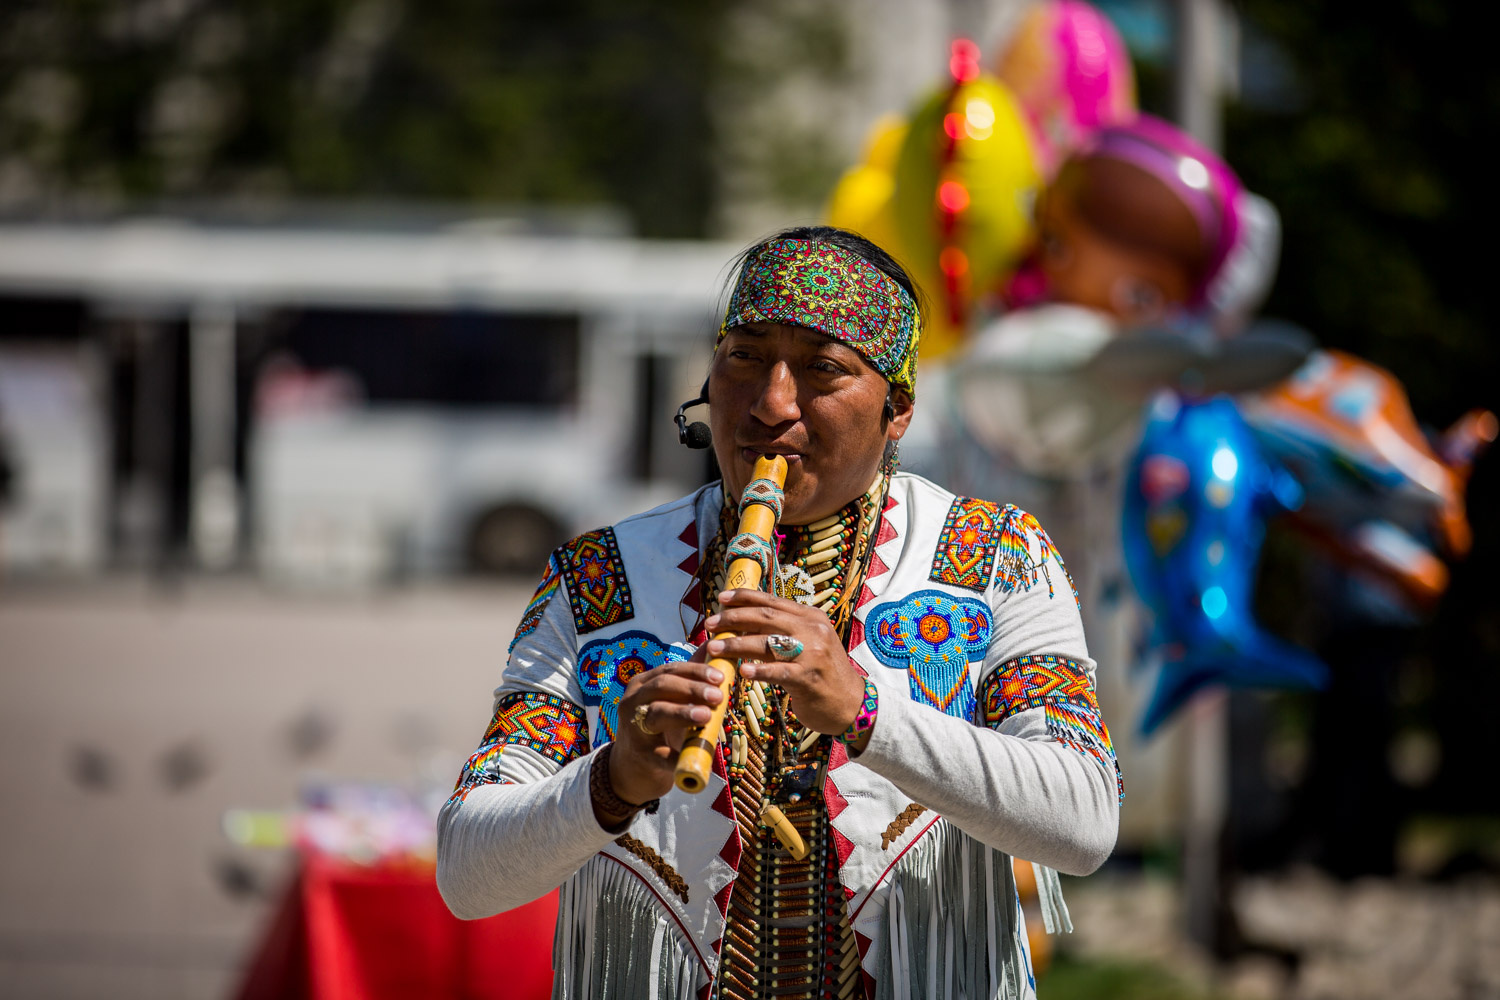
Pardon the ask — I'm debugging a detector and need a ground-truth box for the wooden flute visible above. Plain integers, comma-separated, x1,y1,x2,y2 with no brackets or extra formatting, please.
674,454,789,794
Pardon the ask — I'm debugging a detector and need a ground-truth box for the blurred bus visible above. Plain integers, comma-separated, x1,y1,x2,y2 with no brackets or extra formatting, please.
0,212,737,584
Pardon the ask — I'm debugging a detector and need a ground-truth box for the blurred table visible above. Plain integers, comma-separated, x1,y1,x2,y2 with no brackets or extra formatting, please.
235,854,557,1000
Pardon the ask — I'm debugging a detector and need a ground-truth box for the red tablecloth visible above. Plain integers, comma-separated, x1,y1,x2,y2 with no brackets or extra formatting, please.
236,855,557,1000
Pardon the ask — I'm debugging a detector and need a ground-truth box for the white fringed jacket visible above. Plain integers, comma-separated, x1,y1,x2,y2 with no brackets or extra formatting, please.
437,472,1121,1000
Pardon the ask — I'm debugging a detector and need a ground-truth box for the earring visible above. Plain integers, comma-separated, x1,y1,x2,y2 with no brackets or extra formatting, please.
880,440,901,474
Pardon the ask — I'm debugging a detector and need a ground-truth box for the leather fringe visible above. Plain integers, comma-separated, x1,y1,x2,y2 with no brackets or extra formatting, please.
872,820,1039,1000
553,855,701,1000
1029,861,1073,935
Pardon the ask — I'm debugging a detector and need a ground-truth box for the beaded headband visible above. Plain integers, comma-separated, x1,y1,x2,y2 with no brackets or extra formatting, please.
719,238,922,399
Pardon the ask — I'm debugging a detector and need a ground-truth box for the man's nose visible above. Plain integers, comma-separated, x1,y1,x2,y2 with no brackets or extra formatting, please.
750,362,800,425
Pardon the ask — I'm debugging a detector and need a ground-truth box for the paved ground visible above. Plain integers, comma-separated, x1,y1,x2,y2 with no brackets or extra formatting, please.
5,581,1498,1000
0,579,531,999
1062,868,1500,1000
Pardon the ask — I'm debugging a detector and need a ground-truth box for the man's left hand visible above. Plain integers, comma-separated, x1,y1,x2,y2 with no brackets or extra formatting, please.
703,589,865,735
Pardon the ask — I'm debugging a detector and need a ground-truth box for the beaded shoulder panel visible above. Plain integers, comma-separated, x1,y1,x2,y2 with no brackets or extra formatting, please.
929,497,1078,603
929,496,1003,591
556,527,635,635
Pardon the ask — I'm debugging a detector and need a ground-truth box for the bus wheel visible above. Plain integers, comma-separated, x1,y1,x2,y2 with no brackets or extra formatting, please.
466,504,563,576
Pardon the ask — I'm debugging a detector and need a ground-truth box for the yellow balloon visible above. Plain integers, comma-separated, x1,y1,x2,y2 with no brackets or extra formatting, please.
892,74,1041,350
826,116,909,263
861,114,908,173
915,284,968,359
826,164,903,257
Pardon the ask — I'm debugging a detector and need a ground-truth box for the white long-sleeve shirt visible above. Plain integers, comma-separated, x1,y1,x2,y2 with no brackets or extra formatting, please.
438,473,1120,999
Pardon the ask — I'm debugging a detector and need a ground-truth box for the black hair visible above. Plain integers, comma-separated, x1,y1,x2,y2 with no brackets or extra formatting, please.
727,224,926,325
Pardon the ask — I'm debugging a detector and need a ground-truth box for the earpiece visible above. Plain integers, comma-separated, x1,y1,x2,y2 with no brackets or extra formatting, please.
675,380,712,449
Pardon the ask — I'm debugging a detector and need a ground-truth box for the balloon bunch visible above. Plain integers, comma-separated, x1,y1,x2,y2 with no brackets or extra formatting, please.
830,1,1494,734
827,4,1135,358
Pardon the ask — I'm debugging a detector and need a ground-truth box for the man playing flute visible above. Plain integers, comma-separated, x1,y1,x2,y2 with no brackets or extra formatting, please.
438,226,1120,1000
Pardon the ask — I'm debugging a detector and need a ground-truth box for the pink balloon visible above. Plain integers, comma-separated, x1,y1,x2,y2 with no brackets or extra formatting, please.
995,1,1137,168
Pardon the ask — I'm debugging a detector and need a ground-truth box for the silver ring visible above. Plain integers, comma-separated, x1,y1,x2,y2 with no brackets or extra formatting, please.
766,634,804,661
632,704,658,736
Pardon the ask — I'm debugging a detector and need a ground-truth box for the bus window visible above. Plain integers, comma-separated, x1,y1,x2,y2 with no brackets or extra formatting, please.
274,307,580,409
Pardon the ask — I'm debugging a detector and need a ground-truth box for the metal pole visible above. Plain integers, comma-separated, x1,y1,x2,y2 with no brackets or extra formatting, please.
189,302,240,570
1172,0,1224,152
1171,0,1234,957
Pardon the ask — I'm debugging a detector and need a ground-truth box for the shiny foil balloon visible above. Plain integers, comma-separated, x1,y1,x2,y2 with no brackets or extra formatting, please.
1123,393,1326,734
1239,349,1497,613
993,0,1137,171
893,70,1041,357
1031,115,1245,327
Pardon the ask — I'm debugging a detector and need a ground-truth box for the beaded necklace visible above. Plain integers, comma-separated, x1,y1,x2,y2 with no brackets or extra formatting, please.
699,473,888,1000
701,473,885,764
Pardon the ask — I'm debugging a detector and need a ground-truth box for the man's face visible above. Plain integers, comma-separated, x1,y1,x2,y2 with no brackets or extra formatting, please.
709,322,912,525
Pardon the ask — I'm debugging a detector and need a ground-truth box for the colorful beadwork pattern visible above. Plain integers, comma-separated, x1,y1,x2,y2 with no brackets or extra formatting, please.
509,554,562,653
930,497,1003,591
978,654,1122,804
979,653,1100,725
864,590,991,719
577,630,691,744
450,691,589,804
993,504,1075,603
719,239,922,399
1047,702,1124,805
738,475,785,521
838,675,880,747
1046,701,1112,754
726,531,775,586
557,528,634,635
929,498,1079,605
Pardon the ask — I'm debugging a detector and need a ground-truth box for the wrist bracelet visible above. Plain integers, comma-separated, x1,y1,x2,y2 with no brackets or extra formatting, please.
591,743,660,817
838,675,879,748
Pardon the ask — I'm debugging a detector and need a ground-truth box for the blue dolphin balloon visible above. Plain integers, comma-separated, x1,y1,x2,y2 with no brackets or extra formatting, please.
1123,393,1327,734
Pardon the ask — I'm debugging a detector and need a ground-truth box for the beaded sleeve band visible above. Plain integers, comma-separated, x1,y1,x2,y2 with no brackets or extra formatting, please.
719,239,922,399
590,743,659,820
838,675,880,748
726,531,776,587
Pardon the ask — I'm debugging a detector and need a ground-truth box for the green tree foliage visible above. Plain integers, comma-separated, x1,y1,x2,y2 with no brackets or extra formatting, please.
1226,0,1497,423
0,0,727,236
1228,0,1500,823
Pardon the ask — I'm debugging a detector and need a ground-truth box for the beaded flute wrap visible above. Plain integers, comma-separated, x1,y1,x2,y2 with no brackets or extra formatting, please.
677,456,789,794
703,474,889,1000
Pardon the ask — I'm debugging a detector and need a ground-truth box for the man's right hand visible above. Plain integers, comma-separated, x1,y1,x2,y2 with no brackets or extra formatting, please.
604,652,726,810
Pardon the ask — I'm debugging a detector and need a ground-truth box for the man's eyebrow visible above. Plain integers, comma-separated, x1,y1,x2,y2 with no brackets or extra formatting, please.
725,324,862,361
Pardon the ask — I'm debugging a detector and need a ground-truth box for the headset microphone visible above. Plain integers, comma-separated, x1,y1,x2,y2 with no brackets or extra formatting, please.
675,381,713,449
